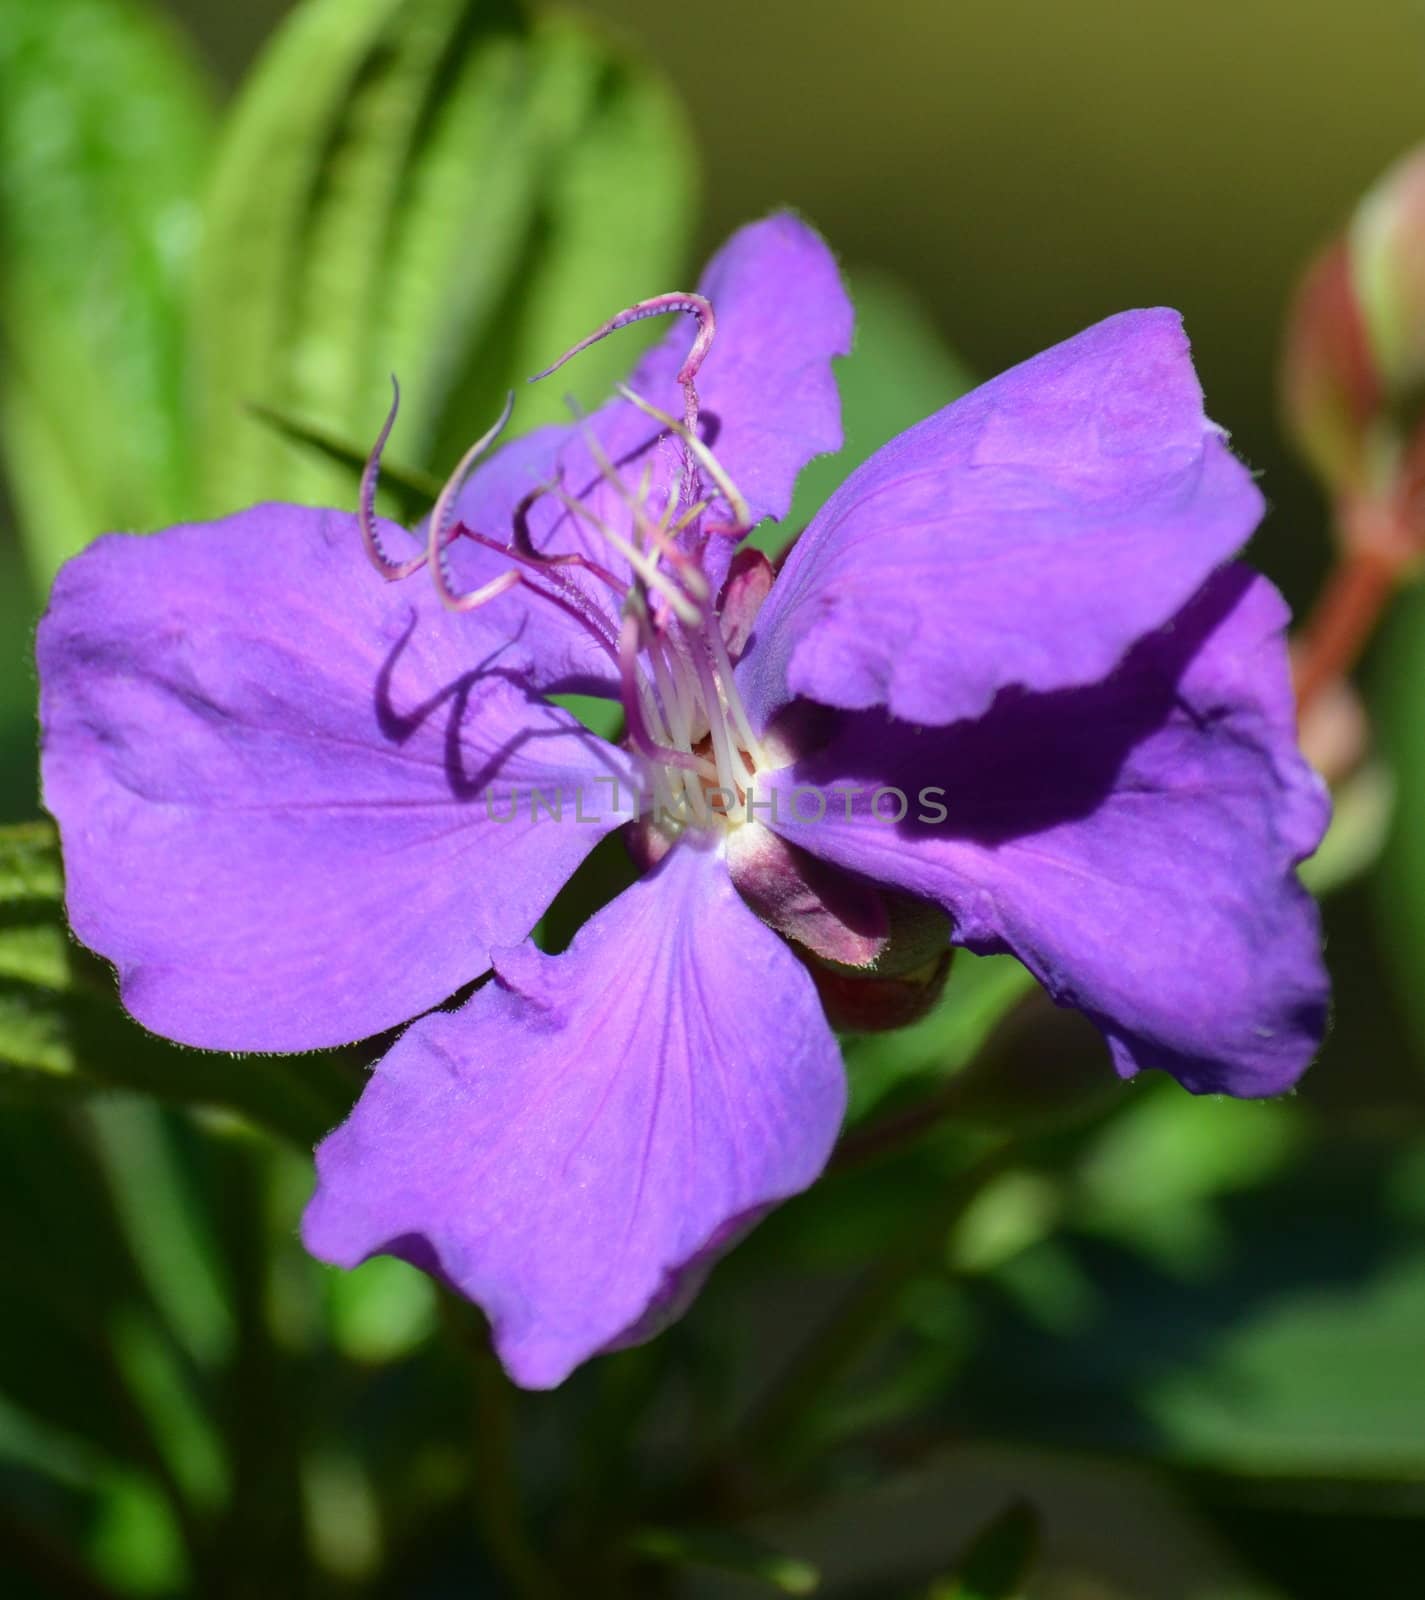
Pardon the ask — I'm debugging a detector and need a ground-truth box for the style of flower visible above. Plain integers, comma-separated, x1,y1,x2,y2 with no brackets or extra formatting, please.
37,215,1329,1388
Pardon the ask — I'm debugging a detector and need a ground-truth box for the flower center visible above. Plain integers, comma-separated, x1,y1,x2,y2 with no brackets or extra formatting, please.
535,380,769,839
620,596,767,839
357,291,770,840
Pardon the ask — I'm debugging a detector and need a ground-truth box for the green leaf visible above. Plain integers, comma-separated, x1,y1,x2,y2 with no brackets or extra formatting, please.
246,397,444,520
0,821,354,1144
929,1500,1039,1600
1299,759,1393,897
954,1118,1425,1482
0,0,215,582
86,1098,237,1370
192,0,695,517
629,1526,819,1595
327,1256,438,1364
1372,581,1425,1059
842,952,1035,1125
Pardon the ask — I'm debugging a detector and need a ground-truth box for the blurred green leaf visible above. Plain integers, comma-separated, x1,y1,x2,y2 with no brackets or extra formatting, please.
0,0,215,582
928,1499,1039,1600
1300,760,1393,898
327,1256,438,1364
247,396,444,520
0,1106,196,1504
1372,581,1425,1061
629,1526,819,1595
111,1306,228,1514
0,819,61,900
87,1469,189,1596
0,535,38,825
953,1122,1425,1482
843,951,1034,1124
193,0,695,516
0,821,354,1143
87,1099,236,1370
1072,1085,1307,1273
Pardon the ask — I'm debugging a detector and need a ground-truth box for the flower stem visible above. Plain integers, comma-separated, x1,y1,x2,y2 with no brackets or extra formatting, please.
1293,495,1414,716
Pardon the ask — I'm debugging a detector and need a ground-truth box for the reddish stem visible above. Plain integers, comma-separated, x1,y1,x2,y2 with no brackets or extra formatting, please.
1292,495,1414,717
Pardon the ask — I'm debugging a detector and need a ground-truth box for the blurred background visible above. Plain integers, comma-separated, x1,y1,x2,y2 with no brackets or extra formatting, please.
2,1,1425,1596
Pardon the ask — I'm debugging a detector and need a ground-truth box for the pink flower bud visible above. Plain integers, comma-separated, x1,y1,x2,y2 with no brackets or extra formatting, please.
1352,148,1425,397
1283,146,1425,537
1281,239,1381,497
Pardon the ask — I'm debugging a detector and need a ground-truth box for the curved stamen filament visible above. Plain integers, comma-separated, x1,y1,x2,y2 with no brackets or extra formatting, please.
360,378,429,580
427,392,517,608
357,326,769,837
428,545,621,664
417,397,623,662
511,481,624,593
531,293,716,513
581,428,710,604
615,384,752,538
438,567,526,614
529,291,714,435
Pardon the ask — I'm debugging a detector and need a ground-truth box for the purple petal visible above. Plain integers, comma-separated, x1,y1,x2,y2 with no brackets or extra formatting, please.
622,211,852,527
302,840,846,1388
446,212,851,631
759,568,1329,1096
38,506,636,1052
438,426,624,698
739,309,1266,729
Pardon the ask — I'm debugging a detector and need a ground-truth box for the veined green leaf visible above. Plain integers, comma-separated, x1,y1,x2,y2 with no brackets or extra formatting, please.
0,0,215,582
193,0,695,516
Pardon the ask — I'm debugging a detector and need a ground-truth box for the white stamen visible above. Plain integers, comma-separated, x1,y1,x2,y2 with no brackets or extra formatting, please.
554,488,703,626
707,620,769,771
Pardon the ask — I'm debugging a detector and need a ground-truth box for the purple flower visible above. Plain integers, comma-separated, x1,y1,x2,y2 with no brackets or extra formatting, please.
37,215,1328,1388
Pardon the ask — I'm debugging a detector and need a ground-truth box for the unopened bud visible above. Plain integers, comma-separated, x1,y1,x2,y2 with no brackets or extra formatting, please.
1351,149,1425,399
726,824,889,966
810,946,953,1034
725,824,953,1032
718,546,775,660
1281,239,1382,498
804,891,953,1034
1283,146,1425,550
